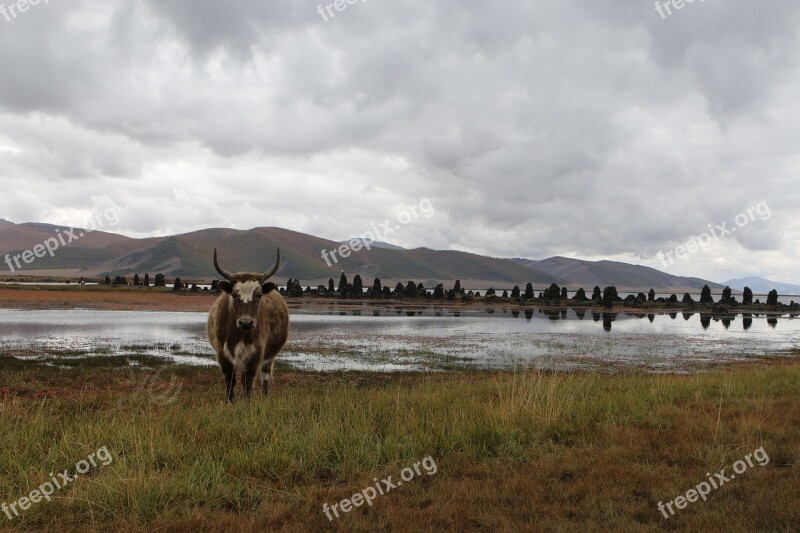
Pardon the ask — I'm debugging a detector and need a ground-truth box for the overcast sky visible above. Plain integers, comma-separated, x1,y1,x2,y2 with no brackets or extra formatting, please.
1,0,798,283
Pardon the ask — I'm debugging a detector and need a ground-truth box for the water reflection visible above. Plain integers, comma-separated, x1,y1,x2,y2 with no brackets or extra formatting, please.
1,309,798,373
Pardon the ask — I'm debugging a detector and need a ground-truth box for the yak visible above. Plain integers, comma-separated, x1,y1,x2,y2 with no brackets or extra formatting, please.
207,248,289,401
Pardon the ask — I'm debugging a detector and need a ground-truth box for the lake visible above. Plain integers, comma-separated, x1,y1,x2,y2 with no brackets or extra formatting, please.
0,307,797,373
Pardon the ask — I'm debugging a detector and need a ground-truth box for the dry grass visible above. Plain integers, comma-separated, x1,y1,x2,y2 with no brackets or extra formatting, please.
0,361,798,531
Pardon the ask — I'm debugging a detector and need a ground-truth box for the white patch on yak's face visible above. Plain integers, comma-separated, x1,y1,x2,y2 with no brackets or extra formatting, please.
233,281,261,303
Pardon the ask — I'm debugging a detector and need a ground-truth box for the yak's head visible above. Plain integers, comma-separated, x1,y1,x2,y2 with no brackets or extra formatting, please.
213,248,280,332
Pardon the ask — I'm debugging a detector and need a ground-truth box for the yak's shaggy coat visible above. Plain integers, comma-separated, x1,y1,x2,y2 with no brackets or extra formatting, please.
207,249,289,401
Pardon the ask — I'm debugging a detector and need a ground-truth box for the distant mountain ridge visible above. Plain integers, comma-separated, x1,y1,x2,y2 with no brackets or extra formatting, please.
0,220,771,292
723,276,800,295
340,239,406,251
514,256,725,292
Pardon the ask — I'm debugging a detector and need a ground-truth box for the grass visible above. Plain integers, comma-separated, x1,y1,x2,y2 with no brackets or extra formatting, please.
0,362,799,531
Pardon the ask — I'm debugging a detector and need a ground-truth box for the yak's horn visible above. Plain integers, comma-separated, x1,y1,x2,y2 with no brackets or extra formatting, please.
261,248,281,282
213,248,234,281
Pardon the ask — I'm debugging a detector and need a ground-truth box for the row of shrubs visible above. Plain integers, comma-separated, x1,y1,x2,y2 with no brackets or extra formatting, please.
101,273,166,287
102,274,205,293
279,274,789,309
101,271,791,309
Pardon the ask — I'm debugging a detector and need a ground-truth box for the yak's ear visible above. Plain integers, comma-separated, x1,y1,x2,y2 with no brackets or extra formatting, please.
218,280,233,293
262,282,276,295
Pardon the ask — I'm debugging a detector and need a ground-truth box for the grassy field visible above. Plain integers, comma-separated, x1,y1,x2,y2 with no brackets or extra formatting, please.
1,361,799,532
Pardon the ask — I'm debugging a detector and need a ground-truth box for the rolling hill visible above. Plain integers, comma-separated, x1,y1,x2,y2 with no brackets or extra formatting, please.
514,256,725,292
723,276,800,295
0,220,741,291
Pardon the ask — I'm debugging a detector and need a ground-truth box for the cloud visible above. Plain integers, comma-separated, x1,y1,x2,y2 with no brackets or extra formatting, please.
0,0,798,283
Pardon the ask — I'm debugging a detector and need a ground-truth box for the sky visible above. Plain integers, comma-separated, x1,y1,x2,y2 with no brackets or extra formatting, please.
0,0,798,284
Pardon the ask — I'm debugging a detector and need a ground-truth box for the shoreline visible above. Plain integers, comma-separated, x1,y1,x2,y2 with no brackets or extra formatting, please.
0,286,797,316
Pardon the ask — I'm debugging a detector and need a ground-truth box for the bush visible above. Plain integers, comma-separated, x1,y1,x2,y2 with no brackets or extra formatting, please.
352,275,363,297
742,287,753,305
700,284,713,304
767,290,779,306
602,286,618,308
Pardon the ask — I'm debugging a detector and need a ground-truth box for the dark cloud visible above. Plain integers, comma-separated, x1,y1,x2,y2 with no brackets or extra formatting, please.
0,0,798,283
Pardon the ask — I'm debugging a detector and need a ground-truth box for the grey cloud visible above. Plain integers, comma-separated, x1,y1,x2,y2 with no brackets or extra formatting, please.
0,0,798,282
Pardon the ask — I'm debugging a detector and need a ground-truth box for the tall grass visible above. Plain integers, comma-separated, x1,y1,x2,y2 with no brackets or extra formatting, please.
0,362,798,531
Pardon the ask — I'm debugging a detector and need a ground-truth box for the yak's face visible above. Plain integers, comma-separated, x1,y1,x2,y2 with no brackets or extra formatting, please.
219,276,276,332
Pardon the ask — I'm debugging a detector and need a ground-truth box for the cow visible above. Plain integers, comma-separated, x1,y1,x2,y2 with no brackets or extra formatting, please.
207,248,289,402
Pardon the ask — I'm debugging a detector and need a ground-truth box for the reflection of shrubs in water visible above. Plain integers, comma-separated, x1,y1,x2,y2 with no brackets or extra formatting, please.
602,313,616,332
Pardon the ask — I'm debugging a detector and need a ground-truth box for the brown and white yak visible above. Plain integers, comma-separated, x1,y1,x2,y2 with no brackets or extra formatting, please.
207,248,289,401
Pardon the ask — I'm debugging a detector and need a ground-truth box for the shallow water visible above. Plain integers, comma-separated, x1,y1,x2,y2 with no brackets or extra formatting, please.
0,308,797,373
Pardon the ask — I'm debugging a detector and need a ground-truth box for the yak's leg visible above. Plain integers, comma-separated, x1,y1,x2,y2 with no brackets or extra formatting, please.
261,357,275,395
220,356,236,403
243,358,259,399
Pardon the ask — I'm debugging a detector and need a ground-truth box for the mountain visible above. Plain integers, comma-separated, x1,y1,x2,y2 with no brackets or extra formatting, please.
0,221,154,269
0,224,559,287
0,222,725,290
513,256,725,292
0,219,14,228
723,276,800,295
340,239,406,251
